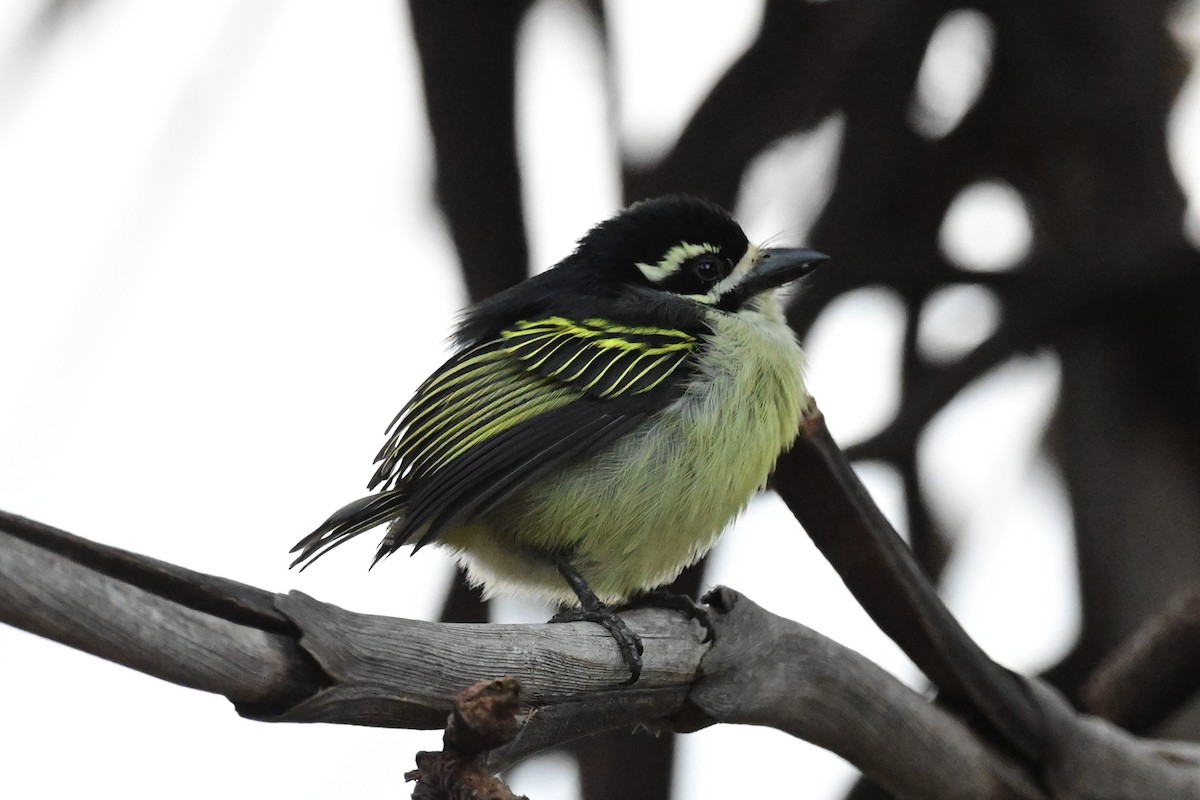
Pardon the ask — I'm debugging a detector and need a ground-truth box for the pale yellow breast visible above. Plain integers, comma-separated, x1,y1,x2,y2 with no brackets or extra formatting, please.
445,295,809,603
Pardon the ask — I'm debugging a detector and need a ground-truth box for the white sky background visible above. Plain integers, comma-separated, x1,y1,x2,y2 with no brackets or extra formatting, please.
0,2,1197,798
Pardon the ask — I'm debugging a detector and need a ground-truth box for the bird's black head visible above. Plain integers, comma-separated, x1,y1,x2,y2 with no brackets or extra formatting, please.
572,195,750,299
570,195,827,311
455,194,827,343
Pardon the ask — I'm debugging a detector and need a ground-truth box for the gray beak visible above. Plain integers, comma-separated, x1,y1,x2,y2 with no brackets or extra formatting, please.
732,247,829,302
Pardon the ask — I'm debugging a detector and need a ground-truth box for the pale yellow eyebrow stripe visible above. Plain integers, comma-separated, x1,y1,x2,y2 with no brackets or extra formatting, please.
635,242,719,283
691,244,759,305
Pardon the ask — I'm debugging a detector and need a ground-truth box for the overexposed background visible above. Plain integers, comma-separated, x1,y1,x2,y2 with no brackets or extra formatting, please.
2,1,1198,797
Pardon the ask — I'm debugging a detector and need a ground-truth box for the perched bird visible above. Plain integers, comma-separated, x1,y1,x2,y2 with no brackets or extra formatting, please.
292,194,825,681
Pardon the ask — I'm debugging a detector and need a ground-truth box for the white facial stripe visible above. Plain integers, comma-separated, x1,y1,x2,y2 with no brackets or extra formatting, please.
635,242,720,283
700,244,759,304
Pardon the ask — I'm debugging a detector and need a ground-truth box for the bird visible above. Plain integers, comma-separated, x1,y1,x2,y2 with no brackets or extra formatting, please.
291,194,826,682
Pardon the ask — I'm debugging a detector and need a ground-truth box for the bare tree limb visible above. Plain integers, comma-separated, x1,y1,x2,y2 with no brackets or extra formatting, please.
1032,679,1200,799
5,407,1200,798
0,511,323,715
690,588,1044,800
1082,587,1200,734
0,509,1045,798
270,591,701,741
0,511,702,739
773,412,1045,764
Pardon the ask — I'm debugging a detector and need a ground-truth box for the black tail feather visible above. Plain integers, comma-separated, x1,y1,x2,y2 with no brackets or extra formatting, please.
290,489,408,570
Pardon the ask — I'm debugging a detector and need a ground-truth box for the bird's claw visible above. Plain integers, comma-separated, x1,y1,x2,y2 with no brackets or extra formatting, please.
549,605,644,685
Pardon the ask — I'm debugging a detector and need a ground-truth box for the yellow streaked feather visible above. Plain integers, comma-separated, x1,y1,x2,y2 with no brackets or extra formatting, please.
523,333,577,369
423,375,552,454
379,314,700,487
399,367,498,436
400,371,533,462
599,351,648,398
579,350,625,392
427,386,575,473
418,345,506,396
581,320,694,339
560,346,610,383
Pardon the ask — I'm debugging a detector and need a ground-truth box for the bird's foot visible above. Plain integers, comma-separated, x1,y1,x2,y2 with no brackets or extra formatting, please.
549,604,643,686
617,590,715,643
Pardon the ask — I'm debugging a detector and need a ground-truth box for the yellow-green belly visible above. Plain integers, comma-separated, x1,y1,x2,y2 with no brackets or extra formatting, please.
440,298,808,604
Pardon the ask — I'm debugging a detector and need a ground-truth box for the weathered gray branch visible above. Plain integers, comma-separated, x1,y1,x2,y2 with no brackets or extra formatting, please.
686,589,1044,800
3,509,1199,798
270,592,703,739
0,518,323,713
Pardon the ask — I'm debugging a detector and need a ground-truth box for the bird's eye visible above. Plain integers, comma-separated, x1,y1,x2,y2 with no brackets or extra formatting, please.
692,255,727,283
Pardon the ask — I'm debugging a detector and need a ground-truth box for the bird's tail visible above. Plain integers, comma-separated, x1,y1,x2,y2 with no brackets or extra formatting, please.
290,489,408,570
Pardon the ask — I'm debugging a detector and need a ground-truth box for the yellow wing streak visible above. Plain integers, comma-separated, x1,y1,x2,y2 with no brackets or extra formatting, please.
506,317,693,352
400,371,534,462
503,332,556,354
598,351,648,397
627,353,671,391
504,316,696,386
505,331,570,364
378,316,700,484
652,353,690,392
400,367,500,435
556,346,607,383
525,333,577,370
600,351,661,397
415,344,506,398
581,319,694,337
412,377,559,465
579,350,628,393
590,335,663,352
425,388,575,475
509,316,694,341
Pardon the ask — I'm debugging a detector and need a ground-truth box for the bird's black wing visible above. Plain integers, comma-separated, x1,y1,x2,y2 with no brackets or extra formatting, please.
370,315,705,556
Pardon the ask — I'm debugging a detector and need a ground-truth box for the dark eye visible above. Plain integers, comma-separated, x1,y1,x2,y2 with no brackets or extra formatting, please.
692,255,727,283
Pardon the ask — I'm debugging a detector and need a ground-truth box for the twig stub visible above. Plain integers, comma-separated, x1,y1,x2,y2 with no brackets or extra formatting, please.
406,677,529,800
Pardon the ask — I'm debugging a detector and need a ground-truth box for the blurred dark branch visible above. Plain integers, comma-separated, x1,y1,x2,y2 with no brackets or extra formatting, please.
775,411,1044,764
846,250,1200,463
625,0,832,205
843,284,1046,463
407,0,534,302
898,454,951,581
407,0,541,631
623,0,939,208
26,0,96,42
1083,587,1200,735
438,572,490,624
890,273,953,580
